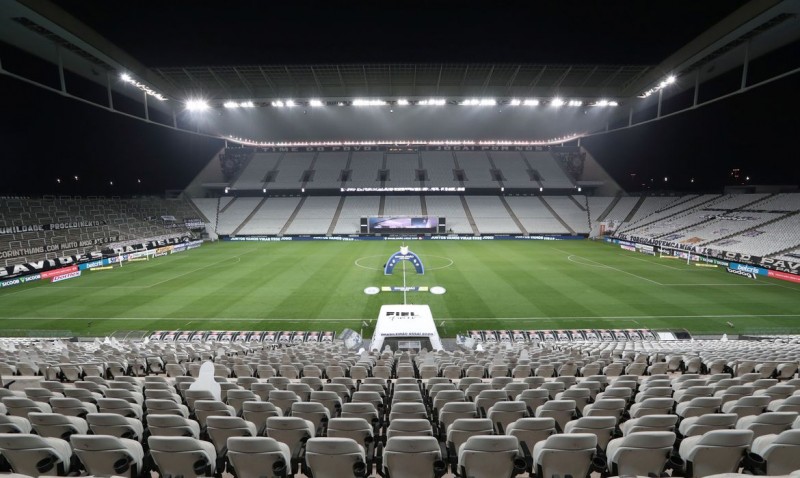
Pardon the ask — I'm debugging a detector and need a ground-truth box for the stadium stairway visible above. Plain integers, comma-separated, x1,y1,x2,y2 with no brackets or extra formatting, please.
459,195,480,235
326,197,347,236
420,195,428,215
621,196,647,224
278,197,308,236
231,197,268,236
499,196,528,235
538,196,575,235
517,151,544,189
595,194,623,222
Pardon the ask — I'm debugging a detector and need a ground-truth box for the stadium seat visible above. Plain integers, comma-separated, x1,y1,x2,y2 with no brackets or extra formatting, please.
532,433,598,478
678,413,738,438
382,436,445,478
226,436,292,478
564,416,617,451
27,412,88,440
70,434,144,478
0,433,74,476
750,429,800,475
457,435,524,478
86,413,144,442
606,431,676,476
148,436,218,478
678,429,754,477
146,414,201,438
736,411,798,439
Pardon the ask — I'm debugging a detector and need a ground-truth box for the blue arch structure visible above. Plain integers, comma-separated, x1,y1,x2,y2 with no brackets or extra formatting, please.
384,250,424,275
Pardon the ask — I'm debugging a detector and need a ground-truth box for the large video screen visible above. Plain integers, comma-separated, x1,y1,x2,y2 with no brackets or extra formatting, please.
368,216,437,233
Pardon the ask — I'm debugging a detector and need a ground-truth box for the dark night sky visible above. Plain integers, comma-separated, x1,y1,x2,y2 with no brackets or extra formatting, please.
1,0,798,195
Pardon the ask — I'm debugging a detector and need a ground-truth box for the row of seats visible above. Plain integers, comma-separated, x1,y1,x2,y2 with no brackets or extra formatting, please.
3,363,800,476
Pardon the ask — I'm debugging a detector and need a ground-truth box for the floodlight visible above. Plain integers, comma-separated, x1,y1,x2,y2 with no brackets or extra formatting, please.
479,99,496,106
120,73,132,82
539,187,543,192
56,178,61,184
551,98,564,107
509,99,521,106
500,187,505,192
664,177,668,182
223,101,239,108
353,99,386,106
397,99,409,106
666,75,676,84
577,187,582,192
224,187,230,194
419,98,445,106
109,181,114,186
185,99,210,111
262,188,267,193
568,100,583,107
272,101,285,107
310,99,323,107
596,99,609,107
286,99,296,107
608,101,618,106
240,101,255,108
523,99,539,106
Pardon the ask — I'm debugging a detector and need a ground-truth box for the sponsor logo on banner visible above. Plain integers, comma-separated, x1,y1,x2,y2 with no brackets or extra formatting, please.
767,270,800,283
730,262,768,276
620,244,636,252
0,252,103,279
41,265,79,280
726,267,756,280
52,270,81,283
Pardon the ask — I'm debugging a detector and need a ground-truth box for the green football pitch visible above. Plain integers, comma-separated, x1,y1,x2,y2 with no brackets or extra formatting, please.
1,240,799,337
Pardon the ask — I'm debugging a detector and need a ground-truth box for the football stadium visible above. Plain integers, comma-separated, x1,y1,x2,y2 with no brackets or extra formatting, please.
0,1,800,476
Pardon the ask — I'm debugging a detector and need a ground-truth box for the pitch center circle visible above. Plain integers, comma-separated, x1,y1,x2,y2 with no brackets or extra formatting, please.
353,254,454,271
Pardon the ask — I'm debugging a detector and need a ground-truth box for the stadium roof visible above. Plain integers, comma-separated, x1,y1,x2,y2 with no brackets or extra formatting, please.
1,0,798,108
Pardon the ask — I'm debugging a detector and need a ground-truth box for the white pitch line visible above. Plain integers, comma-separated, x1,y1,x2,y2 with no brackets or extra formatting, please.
555,248,663,285
3,313,800,322
145,252,249,288
619,253,694,271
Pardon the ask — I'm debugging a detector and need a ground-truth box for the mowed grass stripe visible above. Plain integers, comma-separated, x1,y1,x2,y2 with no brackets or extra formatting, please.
1,240,799,336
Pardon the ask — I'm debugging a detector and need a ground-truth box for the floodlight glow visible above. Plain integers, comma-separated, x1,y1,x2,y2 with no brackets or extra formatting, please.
397,99,409,106
353,99,386,106
480,98,496,106
596,100,609,107
551,98,565,107
240,101,255,108
608,101,618,106
223,101,239,108
119,72,167,101
272,101,285,107
639,74,678,98
509,99,521,106
568,100,583,107
185,99,210,111
309,99,323,107
286,100,296,107
523,99,539,106
419,98,446,106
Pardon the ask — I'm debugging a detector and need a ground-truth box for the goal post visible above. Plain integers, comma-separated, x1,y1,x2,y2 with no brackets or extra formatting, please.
658,245,695,265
